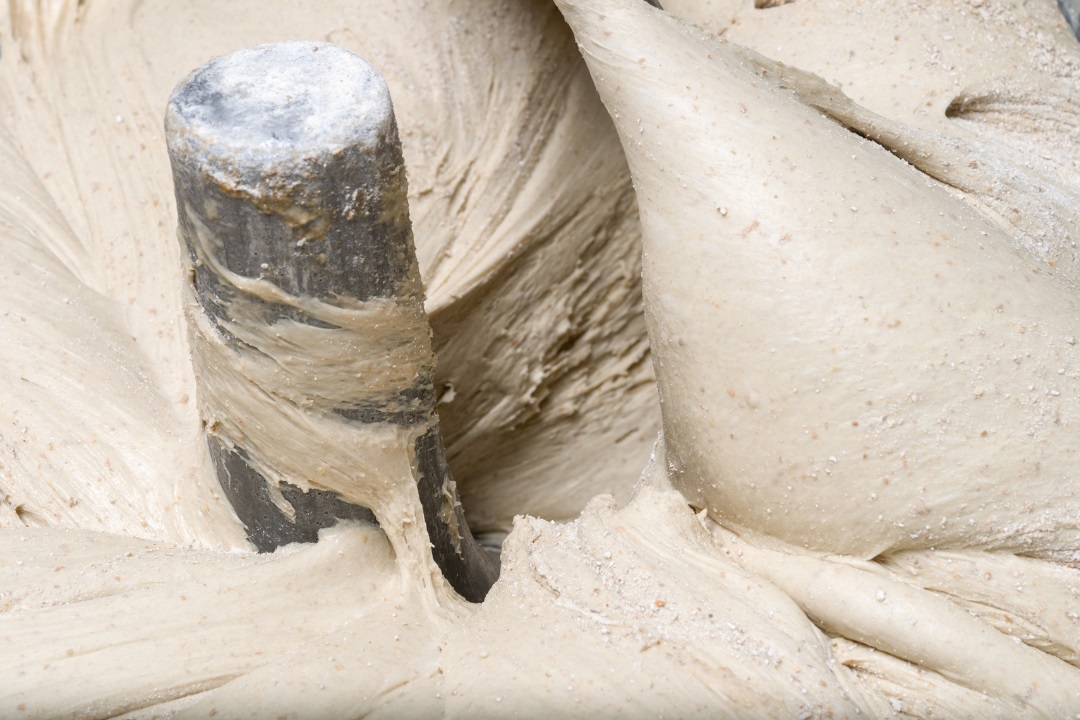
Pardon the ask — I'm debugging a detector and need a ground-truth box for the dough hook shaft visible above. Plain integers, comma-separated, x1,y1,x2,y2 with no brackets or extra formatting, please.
165,41,498,602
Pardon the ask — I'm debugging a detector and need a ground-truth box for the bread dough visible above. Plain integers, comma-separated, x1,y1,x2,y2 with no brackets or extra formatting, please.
555,0,1080,712
664,0,1080,281
560,0,1080,559
0,0,660,542
3,0,1080,715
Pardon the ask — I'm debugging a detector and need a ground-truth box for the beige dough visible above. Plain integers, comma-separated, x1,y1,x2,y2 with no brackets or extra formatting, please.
555,0,1080,712
663,0,1080,281
3,0,1080,716
0,0,660,542
561,0,1080,558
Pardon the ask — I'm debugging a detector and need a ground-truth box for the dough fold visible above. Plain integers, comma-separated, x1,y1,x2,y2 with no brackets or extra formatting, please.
555,0,1080,560
554,0,1080,712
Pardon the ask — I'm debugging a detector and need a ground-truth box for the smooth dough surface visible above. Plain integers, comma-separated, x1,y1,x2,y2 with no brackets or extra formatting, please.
556,0,1080,713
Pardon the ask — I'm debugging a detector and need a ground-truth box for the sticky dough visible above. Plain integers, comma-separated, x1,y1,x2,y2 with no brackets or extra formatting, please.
3,0,1080,716
182,232,461,603
0,0,660,541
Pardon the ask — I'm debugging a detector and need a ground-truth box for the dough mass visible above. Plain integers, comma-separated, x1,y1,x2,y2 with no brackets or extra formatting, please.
2,0,1079,717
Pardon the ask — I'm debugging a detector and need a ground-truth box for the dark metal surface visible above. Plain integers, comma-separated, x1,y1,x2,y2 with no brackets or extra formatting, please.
212,439,377,552
1060,0,1080,40
414,426,502,602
